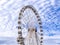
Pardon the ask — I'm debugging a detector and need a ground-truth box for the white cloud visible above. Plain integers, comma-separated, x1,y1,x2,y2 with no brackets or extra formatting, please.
0,0,7,6
51,0,55,5
0,30,18,37
43,35,60,39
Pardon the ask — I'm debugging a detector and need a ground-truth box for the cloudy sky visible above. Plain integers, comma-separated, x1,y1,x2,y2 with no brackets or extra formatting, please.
0,0,60,45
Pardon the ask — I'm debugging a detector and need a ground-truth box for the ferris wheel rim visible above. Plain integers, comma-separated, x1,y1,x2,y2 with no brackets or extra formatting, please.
17,5,43,45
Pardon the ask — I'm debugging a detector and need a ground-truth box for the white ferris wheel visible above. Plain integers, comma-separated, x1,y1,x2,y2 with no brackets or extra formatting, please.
17,5,43,45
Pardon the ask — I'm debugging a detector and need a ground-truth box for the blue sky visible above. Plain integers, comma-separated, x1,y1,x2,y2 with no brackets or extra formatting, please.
0,0,60,45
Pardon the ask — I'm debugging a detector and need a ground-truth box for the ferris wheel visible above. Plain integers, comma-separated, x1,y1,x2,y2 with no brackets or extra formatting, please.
17,5,43,45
